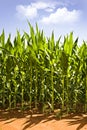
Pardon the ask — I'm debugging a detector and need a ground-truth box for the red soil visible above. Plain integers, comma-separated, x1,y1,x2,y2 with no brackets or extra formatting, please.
0,109,87,130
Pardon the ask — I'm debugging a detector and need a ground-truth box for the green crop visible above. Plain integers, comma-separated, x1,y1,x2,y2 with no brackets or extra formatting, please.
0,22,87,114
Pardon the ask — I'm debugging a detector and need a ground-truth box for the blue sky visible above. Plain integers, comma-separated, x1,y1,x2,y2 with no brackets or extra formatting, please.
0,0,87,44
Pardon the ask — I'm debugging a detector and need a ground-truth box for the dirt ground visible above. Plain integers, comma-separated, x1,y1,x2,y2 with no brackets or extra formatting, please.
0,109,87,130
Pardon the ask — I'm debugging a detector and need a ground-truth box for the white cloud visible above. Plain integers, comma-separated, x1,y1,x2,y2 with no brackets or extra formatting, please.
40,7,81,24
16,5,37,19
31,1,55,10
45,8,54,12
16,1,56,19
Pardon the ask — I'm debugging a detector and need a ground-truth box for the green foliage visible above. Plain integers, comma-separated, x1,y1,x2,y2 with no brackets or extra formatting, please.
0,23,87,114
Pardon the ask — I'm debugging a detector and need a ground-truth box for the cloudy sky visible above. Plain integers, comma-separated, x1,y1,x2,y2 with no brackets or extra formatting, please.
0,0,87,44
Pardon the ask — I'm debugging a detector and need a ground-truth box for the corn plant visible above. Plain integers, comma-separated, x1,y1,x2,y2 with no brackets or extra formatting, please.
0,22,87,114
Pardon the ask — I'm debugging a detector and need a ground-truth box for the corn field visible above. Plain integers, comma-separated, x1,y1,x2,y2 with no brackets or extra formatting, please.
0,23,87,114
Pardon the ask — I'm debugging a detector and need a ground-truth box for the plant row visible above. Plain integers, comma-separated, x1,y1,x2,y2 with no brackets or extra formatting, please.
0,23,87,113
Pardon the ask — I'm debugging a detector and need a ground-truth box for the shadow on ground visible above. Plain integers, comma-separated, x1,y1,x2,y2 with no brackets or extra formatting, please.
0,109,29,121
0,109,87,130
0,109,58,130
22,114,57,130
66,113,87,130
